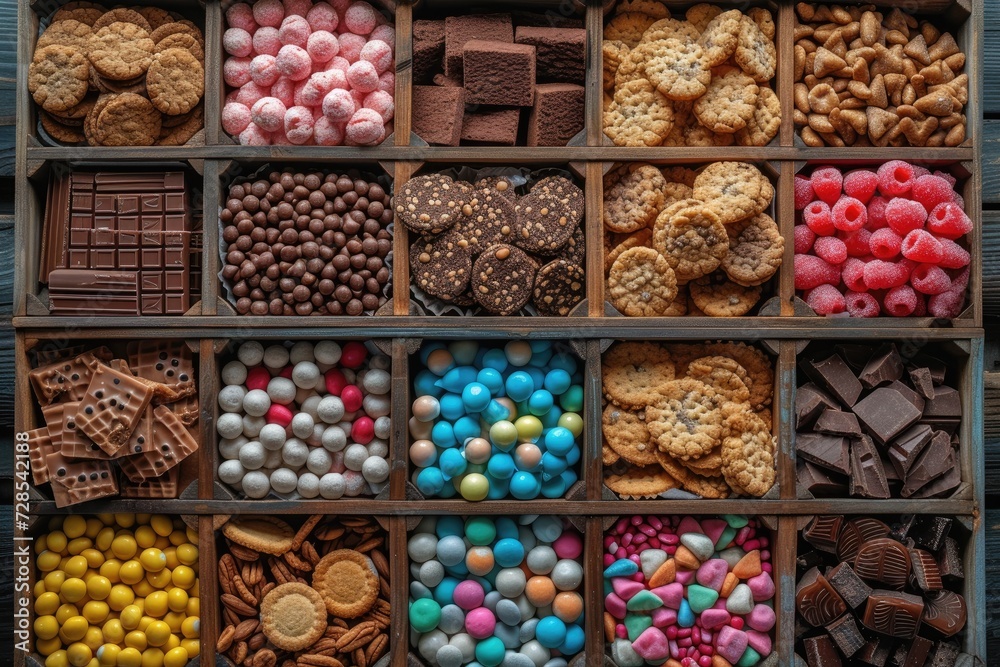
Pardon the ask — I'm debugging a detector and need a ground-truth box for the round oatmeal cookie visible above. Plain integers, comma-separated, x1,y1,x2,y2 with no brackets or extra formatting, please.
662,181,694,208
471,244,538,316
660,166,698,187
655,448,731,498
156,103,204,146
652,198,729,283
155,32,205,61
608,247,678,317
95,92,161,146
150,21,204,48
91,67,147,95
605,11,659,49
136,6,175,31
37,19,94,53
605,465,679,499
685,3,724,32
721,410,775,497
702,342,773,408
88,22,154,81
641,38,712,101
661,286,689,316
92,8,151,32
28,46,90,113
641,18,701,44
689,270,762,316
47,94,96,123
747,7,776,40
40,111,86,143
146,47,204,115
605,228,652,274
683,446,723,474
512,176,583,255
603,163,667,233
223,516,295,555
603,441,621,466
646,378,725,460
616,0,672,19
612,43,652,89
313,549,380,618
532,259,584,317
602,341,675,408
395,174,468,235
52,6,105,26
602,404,658,466
685,355,752,403
735,86,781,147
603,40,630,92
692,161,774,224
83,93,117,145
683,123,736,147
409,233,472,301
721,212,783,286
260,583,328,652
694,66,759,134
604,79,675,147
734,15,777,82
556,225,587,267
696,9,742,66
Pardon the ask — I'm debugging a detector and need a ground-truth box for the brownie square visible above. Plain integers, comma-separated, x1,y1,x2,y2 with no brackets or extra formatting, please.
463,40,535,107
444,13,513,78
412,85,466,146
527,83,585,146
413,20,445,84
461,108,521,145
515,26,587,83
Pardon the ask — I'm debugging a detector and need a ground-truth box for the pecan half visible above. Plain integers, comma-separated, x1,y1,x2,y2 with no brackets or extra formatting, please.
217,624,236,652
222,593,258,616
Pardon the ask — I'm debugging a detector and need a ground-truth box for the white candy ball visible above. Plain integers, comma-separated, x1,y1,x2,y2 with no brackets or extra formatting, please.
295,387,318,406
318,472,346,499
242,415,266,438
291,412,315,439
419,560,445,588
300,395,323,419
270,468,299,494
307,424,325,447
218,459,246,484
374,416,391,440
314,341,342,365
218,385,246,413
263,344,290,369
221,360,248,386
289,341,315,364
307,447,333,475
321,426,347,452
263,448,283,469
367,438,388,458
362,456,389,483
317,396,345,423
243,389,271,417
344,470,367,496
298,472,320,498
362,394,391,418
282,438,310,467
259,423,287,451
267,377,297,405
363,368,391,395
238,441,267,470
241,470,271,498
216,413,244,439
237,341,264,366
218,436,247,460
343,443,369,471
418,630,448,663
292,361,321,389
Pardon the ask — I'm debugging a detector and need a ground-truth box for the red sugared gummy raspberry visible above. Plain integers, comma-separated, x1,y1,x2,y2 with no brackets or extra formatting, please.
864,259,910,290
950,266,970,292
845,290,880,317
884,285,918,317
806,284,846,315
885,198,927,236
795,254,842,290
869,228,902,259
901,229,943,263
913,292,927,316
795,175,815,210
810,167,844,205
832,196,867,231
936,237,971,269
933,170,957,187
877,160,915,197
866,196,890,231
814,236,848,264
843,169,878,204
841,258,868,292
911,165,931,179
926,202,972,240
803,201,835,236
839,228,872,257
928,287,966,319
912,175,955,213
794,224,816,254
910,263,952,295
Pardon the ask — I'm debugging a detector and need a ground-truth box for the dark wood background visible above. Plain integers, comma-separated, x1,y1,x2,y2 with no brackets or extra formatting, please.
1,0,997,656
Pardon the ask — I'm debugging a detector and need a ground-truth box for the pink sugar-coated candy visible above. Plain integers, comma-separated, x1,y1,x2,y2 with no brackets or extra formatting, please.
350,87,366,108
699,609,731,630
696,559,729,592
746,572,774,601
329,451,346,474
651,583,684,609
746,604,776,632
714,626,748,665
911,164,931,178
224,57,253,87
936,237,971,269
810,166,843,205
813,236,848,265
612,578,645,601
885,198,927,236
633,627,671,662
866,195,890,231
912,174,955,212
603,553,616,567
222,102,253,135
279,15,312,48
285,0,314,18
613,518,629,534
843,169,878,204
677,517,703,536
245,366,271,390
839,228,872,257
832,196,867,231
271,77,296,107
266,403,293,426
746,630,771,656
878,160,915,197
806,284,846,315
235,81,269,107
453,580,485,610
224,28,255,57
299,70,346,106
377,70,394,94
344,1,378,35
633,533,648,545
701,519,727,546
927,202,972,240
347,60,380,93
913,291,928,316
323,88,356,121
360,39,393,73
605,592,627,619
252,0,284,28
251,97,287,133
553,532,583,559
638,523,656,537
884,284,918,317
226,3,258,33
371,23,395,50
338,32,367,62
307,2,340,32
846,290,880,318
803,201,835,236
271,128,293,145
794,224,816,254
225,89,240,105
345,107,385,146
615,547,627,560
674,570,695,585
616,624,628,639
794,254,841,290
621,532,633,547
660,533,679,545
761,562,772,573
842,257,867,292
307,31,340,63
651,607,678,628
465,607,496,640
794,174,815,210
864,259,909,290
934,169,958,187
325,55,351,75
313,116,345,145
250,54,281,87
869,227,902,259
253,26,283,56
902,229,944,263
678,637,693,648
284,105,315,144
276,44,313,81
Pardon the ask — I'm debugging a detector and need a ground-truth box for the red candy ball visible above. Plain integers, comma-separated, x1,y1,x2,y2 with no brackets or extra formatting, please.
266,403,293,426
351,416,375,444
340,342,368,368
325,368,348,395
341,384,364,412
246,366,271,391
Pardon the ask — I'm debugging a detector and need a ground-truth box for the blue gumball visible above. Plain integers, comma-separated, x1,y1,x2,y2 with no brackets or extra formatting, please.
431,420,457,448
453,416,481,444
494,517,518,540
559,624,585,654
524,367,546,393
485,475,510,500
509,471,541,499
527,389,554,416
476,367,505,395
535,617,567,649
505,371,534,402
529,340,552,353
540,452,567,480
414,369,444,398
540,474,567,498
540,405,563,431
487,453,516,480
438,366,478,393
543,369,572,395
416,467,444,496
462,382,492,412
439,448,467,478
483,399,511,425
564,443,581,467
439,393,466,421
482,348,508,372
544,427,575,456
493,538,526,567
433,577,460,606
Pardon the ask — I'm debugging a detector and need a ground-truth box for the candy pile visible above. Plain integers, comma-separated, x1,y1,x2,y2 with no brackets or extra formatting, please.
32,514,200,667
222,0,394,146
604,515,775,667
603,4,780,147
408,515,585,666
604,163,781,317
794,161,971,318
410,340,583,501
797,515,969,665
603,341,775,500
217,340,391,499
218,515,389,667
794,4,968,147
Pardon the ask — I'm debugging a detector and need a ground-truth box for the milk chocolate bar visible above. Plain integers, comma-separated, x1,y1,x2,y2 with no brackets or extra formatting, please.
45,451,119,507
118,406,198,482
27,427,55,485
121,465,179,499
127,341,197,404
75,364,153,454
29,348,110,405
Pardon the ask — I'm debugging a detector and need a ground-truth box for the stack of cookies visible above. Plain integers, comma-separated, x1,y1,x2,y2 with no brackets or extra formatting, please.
603,3,780,147
604,162,782,317
29,3,205,146
602,341,776,499
400,172,586,316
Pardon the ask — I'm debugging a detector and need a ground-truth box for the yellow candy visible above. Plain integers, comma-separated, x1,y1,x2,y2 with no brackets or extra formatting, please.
162,548,179,571
36,592,61,616
180,616,199,639
45,649,69,667
99,559,121,583
66,643,93,667
167,531,186,548
84,626,105,651
35,580,49,598
174,545,197,567
164,635,180,652
166,588,188,613
145,621,171,647
103,618,125,643
138,616,154,632
184,527,198,545
163,647,189,667
107,584,135,611
146,569,172,589
61,615,89,642
38,550,62,572
86,576,111,601
35,615,60,640
141,648,165,667
68,538,93,555
135,526,157,549
85,518,104,539
61,577,88,603
37,636,63,657
56,603,79,624
184,597,199,618
144,592,168,617
179,639,199,659
161,612,182,634
65,555,89,578
64,516,88,539
132,580,155,598
111,536,137,561
37,536,50,553
120,605,143,630
119,561,144,586
125,630,148,651
114,514,136,529
96,643,121,667
148,516,171,537
117,647,143,667
169,566,194,590
45,570,67,592
188,580,199,598
81,549,105,569
139,549,166,573
48,531,69,553
95,528,115,553
83,600,110,624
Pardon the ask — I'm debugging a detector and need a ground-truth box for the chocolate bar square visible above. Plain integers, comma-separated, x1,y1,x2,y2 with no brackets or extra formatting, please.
75,364,154,454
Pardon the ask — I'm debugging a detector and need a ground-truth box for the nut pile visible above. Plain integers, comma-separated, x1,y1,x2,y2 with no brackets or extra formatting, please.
29,5,205,146
221,169,392,316
603,4,780,147
794,4,968,147
218,515,390,667
604,163,781,317
602,341,776,499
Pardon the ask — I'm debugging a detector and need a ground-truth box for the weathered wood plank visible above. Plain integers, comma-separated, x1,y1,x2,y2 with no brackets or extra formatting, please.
985,212,1000,319
987,511,1000,660
985,0,1000,115
984,121,1000,205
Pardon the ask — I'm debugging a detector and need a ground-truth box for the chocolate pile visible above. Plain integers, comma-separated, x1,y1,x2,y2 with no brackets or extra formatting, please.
796,343,962,499
797,515,968,666
26,342,199,506
220,169,392,316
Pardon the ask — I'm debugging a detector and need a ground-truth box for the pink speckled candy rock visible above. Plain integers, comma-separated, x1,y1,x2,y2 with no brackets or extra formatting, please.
222,102,253,135
360,39,392,74
270,77,296,107
284,106,315,144
377,71,394,94
370,24,394,51
276,44,312,81
251,97,287,133
224,57,253,88
344,1,378,35
223,28,254,57
307,31,340,63
313,116,345,145
284,0,314,18
346,60,379,93
252,0,284,28
325,56,351,75
252,26,283,56
235,81,269,107
298,70,344,106
279,15,311,48
249,54,281,87
307,2,339,32
226,3,257,33
363,90,394,123
322,88,356,122
337,32,367,62
240,123,271,146
345,107,385,145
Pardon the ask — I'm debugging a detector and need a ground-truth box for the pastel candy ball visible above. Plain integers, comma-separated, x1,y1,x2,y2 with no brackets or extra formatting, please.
465,607,497,640
242,470,271,498
224,57,253,87
278,15,311,48
378,70,394,93
270,468,298,494
495,567,527,598
297,472,320,498
410,598,442,633
557,412,583,438
408,533,438,563
525,576,556,607
307,31,340,63
250,97,286,133
239,123,271,146
509,471,541,499
252,0,284,27
344,1,379,35
494,538,526,568
437,644,464,667
252,26,283,56
552,591,584,624
439,605,466,635
465,546,494,576
464,438,493,465
527,546,557,575
362,456,389,483
360,39,393,73
338,32,367,63
551,560,583,590
453,580,485,610
307,2,339,32
284,0,314,18
345,108,385,145
436,535,467,567
223,28,254,57
282,106,314,144
534,617,566,649
410,440,437,467
346,60,380,93
218,459,245,485
552,531,582,560
276,45,312,80
249,54,280,87
226,3,257,33
322,88,356,122
460,473,490,501
370,23,395,50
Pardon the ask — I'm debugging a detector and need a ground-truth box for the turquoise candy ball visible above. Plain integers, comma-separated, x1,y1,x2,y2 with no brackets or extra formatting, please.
544,427,576,456
482,348,508,372
493,538,525,567
483,399,511,425
439,393,466,421
559,385,584,412
494,517,519,540
487,453,516,480
541,452,568,479
535,616,567,649
462,382,492,412
439,365,478,393
465,517,496,546
433,577,460,606
509,471,541,499
432,420,457,448
560,624,586,654
475,637,506,667
454,416,481,444
416,467,444,495
548,352,578,375
486,475,510,500
543,369,572,395
540,405,563,430
477,367,505,395
436,516,464,537
540,474,568,498
409,598,442,633
439,448,467,478
528,389,554,416
505,371,534,402
414,369,445,398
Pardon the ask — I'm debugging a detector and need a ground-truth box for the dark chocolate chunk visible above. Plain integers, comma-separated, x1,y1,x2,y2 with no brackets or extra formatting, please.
911,467,961,499
901,431,954,497
805,354,863,407
797,387,830,429
797,567,848,627
837,517,891,563
911,515,953,552
909,366,936,399
888,379,926,413
936,537,964,580
797,549,826,574
910,354,947,384
908,548,944,591
861,590,924,638
922,386,962,419
815,409,862,438
852,387,922,444
797,433,851,475
463,40,536,107
836,343,875,372
887,424,933,478
826,613,866,657
888,515,917,543
803,515,844,554
921,590,967,637
826,562,873,609
850,435,890,499
896,636,934,667
858,638,894,666
412,86,466,146
797,460,847,497
859,344,904,388
803,635,843,667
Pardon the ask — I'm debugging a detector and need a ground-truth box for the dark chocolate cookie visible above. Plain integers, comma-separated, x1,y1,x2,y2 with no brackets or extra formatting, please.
555,224,587,266
474,175,519,203
532,259,585,316
471,244,538,315
395,174,470,234
513,176,584,255
450,184,518,256
410,232,472,300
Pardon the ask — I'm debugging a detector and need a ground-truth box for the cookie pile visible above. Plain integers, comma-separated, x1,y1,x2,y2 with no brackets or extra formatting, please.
604,162,781,317
602,341,775,499
218,515,389,667
795,4,968,147
604,514,776,667
794,161,970,318
29,4,205,146
222,0,394,146
603,3,779,147
400,172,585,316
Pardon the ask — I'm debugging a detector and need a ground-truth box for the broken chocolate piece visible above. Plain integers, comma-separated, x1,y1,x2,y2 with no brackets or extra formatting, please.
796,566,848,627
857,638,893,666
936,537,964,580
852,387,922,445
75,364,153,454
826,613,865,657
854,538,912,589
887,424,933,478
804,515,844,554
117,405,199,482
127,340,197,404
805,354,863,407
898,636,934,667
797,384,833,429
29,349,109,405
922,385,962,419
909,366,935,399
835,343,875,372
836,517,891,563
850,435,890,499
826,562,873,609
921,590,967,637
45,451,119,508
908,548,943,591
803,635,843,667
815,409,862,438
901,431,954,497
929,642,960,667
910,354,947,384
888,380,926,413
861,590,924,638
859,344,903,388
797,433,851,475
27,427,56,485
798,460,847,497
911,516,953,551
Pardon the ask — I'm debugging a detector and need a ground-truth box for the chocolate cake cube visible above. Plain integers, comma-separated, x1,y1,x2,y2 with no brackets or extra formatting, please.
463,40,535,106
514,26,586,83
413,20,445,84
444,13,513,78
412,85,466,146
461,107,521,145
527,83,585,146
